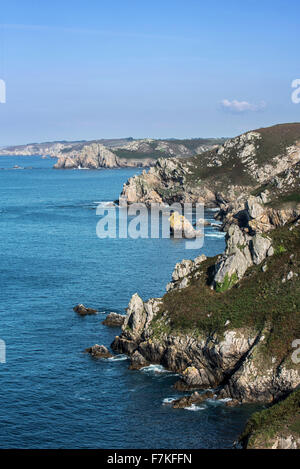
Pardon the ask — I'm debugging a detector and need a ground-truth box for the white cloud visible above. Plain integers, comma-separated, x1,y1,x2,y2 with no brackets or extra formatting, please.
221,99,266,113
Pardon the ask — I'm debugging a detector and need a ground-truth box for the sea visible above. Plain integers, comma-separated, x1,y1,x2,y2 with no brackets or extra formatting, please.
0,156,257,448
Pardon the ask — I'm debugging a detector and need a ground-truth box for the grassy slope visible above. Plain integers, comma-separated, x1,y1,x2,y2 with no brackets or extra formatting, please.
115,138,226,160
184,123,300,189
115,149,165,160
240,388,300,448
153,223,300,365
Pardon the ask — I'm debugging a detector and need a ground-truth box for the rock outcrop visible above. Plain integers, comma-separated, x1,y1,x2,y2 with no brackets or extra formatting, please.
73,304,98,316
120,124,300,212
102,312,125,327
85,344,112,358
54,144,121,169
172,390,215,409
166,254,206,292
213,225,273,291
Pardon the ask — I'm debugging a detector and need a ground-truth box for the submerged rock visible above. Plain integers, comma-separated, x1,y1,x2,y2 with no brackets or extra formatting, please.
85,344,112,358
102,312,125,327
73,304,98,315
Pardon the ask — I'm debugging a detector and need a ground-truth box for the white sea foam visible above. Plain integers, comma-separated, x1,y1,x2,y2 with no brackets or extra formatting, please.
205,232,226,239
207,397,232,405
184,404,206,411
95,201,115,207
162,397,177,404
107,354,128,361
141,364,168,373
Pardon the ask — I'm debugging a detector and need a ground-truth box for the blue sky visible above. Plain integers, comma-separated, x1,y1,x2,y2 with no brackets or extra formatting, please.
0,0,300,145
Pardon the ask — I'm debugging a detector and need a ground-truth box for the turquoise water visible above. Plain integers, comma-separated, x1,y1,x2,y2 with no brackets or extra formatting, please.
0,156,255,448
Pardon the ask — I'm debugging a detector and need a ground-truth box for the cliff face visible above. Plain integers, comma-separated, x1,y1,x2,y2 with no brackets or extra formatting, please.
121,123,300,208
54,143,124,169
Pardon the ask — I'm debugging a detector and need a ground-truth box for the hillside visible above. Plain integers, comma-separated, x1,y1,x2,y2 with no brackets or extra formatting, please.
0,137,225,169
121,123,300,209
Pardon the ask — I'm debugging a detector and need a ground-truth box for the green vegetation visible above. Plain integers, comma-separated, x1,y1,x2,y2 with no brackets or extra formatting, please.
154,223,300,363
240,388,300,448
183,123,300,191
162,137,226,151
254,123,300,165
115,149,165,160
215,272,238,292
274,244,287,255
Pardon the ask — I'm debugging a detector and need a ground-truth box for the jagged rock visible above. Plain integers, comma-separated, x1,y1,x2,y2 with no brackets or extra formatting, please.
246,196,265,219
73,304,98,315
85,344,112,358
102,312,125,327
172,259,194,281
129,350,149,370
111,336,139,355
122,293,146,341
174,366,214,390
172,390,214,408
250,234,272,265
271,435,300,449
169,212,200,239
213,225,274,290
166,254,207,292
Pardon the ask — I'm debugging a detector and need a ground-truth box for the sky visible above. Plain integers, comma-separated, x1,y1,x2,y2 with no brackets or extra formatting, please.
0,0,300,145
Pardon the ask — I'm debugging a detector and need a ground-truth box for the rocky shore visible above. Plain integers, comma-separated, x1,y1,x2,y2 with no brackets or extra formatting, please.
108,123,300,448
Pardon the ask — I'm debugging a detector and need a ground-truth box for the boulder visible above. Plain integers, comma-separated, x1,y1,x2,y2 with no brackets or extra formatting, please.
250,234,272,265
73,304,98,315
246,196,265,219
85,344,112,358
174,365,214,390
169,211,198,238
129,350,149,370
102,312,125,327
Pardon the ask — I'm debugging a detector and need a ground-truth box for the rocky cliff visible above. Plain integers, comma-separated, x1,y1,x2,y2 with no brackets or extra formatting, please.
0,137,223,170
121,123,300,209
